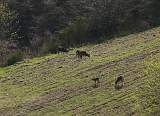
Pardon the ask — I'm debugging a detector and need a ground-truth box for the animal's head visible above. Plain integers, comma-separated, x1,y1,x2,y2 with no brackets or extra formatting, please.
76,50,80,55
117,75,124,82
92,78,99,81
76,50,79,53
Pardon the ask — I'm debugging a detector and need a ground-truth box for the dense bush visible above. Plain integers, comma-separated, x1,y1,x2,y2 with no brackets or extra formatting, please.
57,16,89,47
40,39,59,54
6,50,23,66
5,0,160,48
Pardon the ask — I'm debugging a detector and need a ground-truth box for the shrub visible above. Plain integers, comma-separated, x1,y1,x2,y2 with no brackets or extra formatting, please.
6,50,23,66
40,38,60,54
58,16,89,47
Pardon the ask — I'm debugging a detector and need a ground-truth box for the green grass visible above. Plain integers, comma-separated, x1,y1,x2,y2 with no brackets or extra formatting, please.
132,53,160,115
0,67,6,76
0,27,160,115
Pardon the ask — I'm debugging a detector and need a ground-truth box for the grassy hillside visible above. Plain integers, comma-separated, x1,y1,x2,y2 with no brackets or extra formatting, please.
0,27,160,116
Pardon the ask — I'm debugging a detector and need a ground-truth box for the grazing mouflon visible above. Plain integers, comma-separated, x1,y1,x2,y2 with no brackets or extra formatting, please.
76,50,90,59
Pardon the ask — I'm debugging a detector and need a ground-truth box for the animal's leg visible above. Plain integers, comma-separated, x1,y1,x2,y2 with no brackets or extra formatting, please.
80,55,82,59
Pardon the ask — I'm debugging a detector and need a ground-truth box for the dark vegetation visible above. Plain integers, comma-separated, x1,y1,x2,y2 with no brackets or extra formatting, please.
0,0,160,65
6,50,23,66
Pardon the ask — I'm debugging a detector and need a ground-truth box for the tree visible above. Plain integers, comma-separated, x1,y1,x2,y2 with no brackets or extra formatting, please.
0,2,17,40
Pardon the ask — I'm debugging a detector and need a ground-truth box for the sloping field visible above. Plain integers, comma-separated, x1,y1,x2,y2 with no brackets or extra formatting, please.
0,27,160,116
